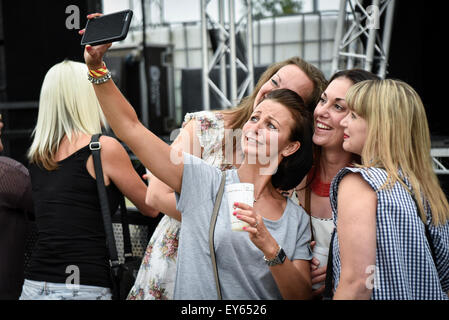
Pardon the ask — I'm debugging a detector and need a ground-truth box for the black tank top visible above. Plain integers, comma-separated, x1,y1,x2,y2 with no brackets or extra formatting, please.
26,143,121,288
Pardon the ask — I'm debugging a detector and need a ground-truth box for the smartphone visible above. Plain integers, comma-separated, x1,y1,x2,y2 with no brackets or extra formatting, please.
81,10,133,46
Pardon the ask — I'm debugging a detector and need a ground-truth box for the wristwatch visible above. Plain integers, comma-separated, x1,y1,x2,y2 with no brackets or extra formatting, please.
264,245,286,267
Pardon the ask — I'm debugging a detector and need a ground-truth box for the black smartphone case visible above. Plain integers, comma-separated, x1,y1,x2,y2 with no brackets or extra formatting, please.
81,10,133,46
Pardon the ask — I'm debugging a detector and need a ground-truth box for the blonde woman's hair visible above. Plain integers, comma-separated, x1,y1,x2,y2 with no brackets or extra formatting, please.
346,79,449,226
222,56,327,131
28,60,107,171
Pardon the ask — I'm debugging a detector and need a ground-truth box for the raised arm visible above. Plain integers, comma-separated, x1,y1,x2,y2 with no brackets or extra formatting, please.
82,33,184,194
333,173,377,300
146,120,202,221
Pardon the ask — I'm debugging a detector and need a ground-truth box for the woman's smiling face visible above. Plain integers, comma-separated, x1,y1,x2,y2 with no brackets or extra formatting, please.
312,77,353,150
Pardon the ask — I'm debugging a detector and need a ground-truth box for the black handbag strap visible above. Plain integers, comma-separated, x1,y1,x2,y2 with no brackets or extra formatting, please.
209,171,227,300
119,195,134,261
90,134,133,268
322,228,335,300
90,134,120,269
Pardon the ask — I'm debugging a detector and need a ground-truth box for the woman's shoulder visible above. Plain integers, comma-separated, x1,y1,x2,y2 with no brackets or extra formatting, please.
333,166,388,192
97,135,128,161
285,197,310,221
183,111,224,129
0,156,30,178
98,135,123,150
182,111,226,161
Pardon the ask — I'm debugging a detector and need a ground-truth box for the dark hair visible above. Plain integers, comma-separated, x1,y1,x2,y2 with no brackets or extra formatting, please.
329,68,381,84
262,89,314,190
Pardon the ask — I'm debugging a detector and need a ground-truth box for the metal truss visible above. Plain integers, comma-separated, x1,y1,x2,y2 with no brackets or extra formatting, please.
431,149,449,175
137,0,165,25
331,0,396,78
201,0,254,110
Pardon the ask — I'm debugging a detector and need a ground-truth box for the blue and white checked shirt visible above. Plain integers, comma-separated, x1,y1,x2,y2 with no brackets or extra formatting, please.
330,167,449,300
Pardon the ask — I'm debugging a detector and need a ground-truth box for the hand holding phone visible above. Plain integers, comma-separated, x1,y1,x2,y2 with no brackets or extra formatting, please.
80,10,133,46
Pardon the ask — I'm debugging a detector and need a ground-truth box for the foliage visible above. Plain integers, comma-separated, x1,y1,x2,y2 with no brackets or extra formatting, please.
244,0,304,19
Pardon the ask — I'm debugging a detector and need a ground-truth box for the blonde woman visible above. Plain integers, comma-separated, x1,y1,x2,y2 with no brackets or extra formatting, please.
330,79,449,299
20,60,158,300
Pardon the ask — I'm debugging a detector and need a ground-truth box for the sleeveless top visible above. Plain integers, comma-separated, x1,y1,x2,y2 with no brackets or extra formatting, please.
26,143,121,288
127,111,229,300
330,167,449,300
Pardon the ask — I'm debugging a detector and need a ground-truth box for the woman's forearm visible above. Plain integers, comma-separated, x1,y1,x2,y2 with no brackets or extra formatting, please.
333,279,372,300
146,181,182,221
92,80,140,142
270,260,312,300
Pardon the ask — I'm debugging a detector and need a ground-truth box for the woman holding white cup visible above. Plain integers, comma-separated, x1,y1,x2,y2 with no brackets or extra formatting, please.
83,31,314,299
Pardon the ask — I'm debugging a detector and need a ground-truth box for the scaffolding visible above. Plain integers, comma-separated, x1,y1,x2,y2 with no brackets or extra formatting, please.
200,0,254,110
331,0,396,78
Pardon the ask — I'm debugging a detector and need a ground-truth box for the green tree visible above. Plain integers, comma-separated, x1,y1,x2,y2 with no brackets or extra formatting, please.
244,0,303,19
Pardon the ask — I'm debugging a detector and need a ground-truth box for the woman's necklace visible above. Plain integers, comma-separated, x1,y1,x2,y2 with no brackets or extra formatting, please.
310,170,331,197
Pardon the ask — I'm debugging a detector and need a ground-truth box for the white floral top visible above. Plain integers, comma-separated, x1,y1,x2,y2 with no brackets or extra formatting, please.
127,111,227,300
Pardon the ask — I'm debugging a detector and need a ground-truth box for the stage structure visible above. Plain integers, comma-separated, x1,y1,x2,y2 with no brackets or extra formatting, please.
129,0,255,111
200,0,254,110
331,0,395,78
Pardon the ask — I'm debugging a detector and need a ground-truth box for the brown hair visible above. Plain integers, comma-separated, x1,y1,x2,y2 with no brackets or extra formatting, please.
263,89,314,190
221,56,327,131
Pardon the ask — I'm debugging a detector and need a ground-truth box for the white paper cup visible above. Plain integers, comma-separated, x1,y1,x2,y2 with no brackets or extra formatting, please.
225,183,254,232
312,245,329,290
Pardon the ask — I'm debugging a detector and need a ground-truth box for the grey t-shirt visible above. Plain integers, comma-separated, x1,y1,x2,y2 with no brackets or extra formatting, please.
174,153,312,300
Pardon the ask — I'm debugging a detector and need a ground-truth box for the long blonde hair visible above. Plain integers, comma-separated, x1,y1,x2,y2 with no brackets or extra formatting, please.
28,60,107,170
346,79,449,226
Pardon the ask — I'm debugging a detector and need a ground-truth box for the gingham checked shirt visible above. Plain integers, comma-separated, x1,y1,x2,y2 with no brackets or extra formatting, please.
330,167,449,300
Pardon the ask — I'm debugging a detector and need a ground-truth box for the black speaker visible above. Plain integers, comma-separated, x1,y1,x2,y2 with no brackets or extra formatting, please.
143,45,174,135
0,0,102,102
181,65,268,117
0,0,102,165
388,1,447,138
103,45,175,137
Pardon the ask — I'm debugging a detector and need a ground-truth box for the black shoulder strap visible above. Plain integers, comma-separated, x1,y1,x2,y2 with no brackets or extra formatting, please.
322,229,335,300
119,195,134,261
89,134,120,269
